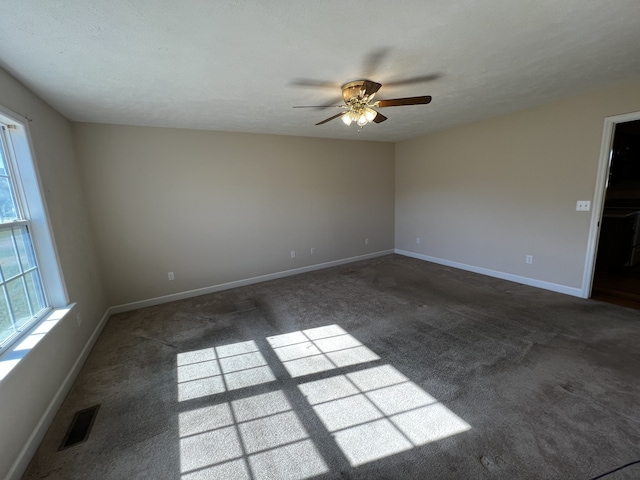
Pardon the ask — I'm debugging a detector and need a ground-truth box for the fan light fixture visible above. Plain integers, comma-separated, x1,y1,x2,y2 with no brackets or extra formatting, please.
293,79,432,128
340,81,379,127
342,106,377,126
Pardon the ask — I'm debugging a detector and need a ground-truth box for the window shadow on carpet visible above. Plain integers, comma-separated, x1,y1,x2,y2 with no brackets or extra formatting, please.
175,324,471,479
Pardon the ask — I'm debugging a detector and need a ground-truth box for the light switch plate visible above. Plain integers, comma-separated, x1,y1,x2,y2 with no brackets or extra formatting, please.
576,200,591,211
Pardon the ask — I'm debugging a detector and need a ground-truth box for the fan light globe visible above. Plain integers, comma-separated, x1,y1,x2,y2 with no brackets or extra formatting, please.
342,114,352,125
357,115,368,127
364,108,377,122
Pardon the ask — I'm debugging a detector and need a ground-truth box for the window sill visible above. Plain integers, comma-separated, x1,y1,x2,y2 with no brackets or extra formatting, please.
0,303,76,383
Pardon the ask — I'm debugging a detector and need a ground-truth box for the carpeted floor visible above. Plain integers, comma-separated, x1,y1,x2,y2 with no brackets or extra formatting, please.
23,255,640,479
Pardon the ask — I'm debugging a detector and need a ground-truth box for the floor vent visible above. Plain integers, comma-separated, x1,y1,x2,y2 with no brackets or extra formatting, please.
59,405,100,450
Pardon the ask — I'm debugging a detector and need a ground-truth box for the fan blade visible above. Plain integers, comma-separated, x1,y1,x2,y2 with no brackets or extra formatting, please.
384,73,441,87
316,112,345,125
373,112,387,123
290,79,339,89
362,80,382,97
319,97,345,108
376,96,432,107
293,105,344,108
362,48,391,77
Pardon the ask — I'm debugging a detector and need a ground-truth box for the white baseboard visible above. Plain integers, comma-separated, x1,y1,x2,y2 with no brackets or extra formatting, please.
110,249,395,314
6,307,112,480
395,249,583,298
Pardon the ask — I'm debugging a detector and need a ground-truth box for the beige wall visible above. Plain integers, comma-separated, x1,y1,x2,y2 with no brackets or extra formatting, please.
73,124,395,306
396,78,640,290
0,69,107,478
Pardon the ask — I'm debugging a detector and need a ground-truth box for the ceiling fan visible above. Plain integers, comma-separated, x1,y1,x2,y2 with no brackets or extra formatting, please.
293,79,432,127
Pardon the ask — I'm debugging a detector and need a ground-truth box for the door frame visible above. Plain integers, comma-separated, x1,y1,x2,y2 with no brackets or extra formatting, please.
581,110,640,298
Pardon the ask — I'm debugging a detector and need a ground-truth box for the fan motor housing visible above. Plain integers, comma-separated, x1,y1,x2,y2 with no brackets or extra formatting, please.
342,80,368,103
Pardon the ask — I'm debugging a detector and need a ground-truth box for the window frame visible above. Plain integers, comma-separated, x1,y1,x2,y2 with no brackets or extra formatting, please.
0,105,68,355
0,222,50,348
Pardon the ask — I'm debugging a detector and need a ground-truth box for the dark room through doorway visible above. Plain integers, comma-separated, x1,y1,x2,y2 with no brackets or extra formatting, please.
591,119,640,309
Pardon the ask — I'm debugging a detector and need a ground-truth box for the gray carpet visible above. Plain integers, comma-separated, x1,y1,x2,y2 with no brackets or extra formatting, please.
23,255,640,479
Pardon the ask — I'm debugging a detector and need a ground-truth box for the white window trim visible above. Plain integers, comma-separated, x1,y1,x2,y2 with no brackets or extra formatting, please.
0,105,68,306
0,104,70,361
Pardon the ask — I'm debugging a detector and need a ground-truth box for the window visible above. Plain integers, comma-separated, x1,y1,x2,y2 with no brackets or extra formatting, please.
0,114,54,351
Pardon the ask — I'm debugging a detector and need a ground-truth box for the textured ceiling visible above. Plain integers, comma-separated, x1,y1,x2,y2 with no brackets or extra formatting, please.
1,1,639,142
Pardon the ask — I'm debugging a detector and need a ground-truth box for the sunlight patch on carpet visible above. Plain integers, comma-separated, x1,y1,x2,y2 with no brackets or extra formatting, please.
176,324,470,477
299,364,470,466
267,325,380,377
176,341,276,401
178,389,328,479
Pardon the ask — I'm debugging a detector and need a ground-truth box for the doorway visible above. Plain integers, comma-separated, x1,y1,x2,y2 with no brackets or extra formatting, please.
590,118,640,309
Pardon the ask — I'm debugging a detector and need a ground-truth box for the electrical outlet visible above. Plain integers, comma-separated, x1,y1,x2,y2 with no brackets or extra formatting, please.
76,313,82,327
310,247,315,255
576,200,591,211
416,237,421,245
365,238,369,245
168,272,175,281
291,250,296,258
526,255,533,264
